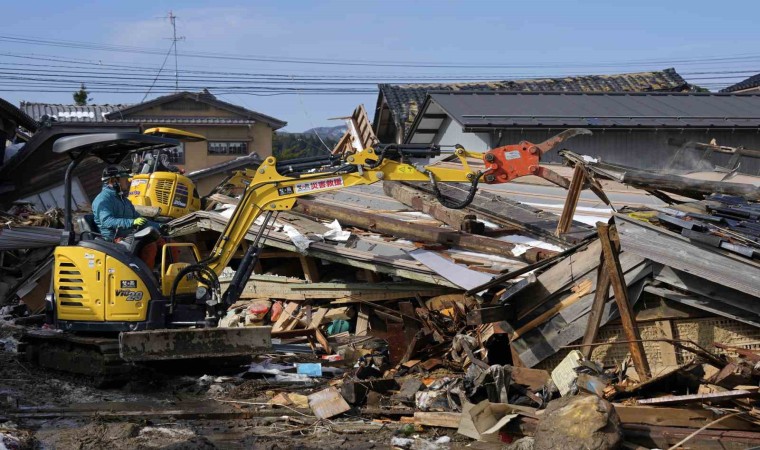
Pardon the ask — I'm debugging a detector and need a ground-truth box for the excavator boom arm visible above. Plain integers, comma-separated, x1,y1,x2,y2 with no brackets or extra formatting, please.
205,147,483,275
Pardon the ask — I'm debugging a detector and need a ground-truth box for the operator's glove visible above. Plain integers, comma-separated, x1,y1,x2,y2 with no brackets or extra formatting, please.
133,217,148,227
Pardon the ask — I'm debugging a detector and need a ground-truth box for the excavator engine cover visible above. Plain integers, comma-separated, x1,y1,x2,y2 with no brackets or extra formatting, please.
129,172,200,219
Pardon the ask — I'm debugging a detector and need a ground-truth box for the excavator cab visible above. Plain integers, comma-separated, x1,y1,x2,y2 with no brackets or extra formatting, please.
128,127,207,220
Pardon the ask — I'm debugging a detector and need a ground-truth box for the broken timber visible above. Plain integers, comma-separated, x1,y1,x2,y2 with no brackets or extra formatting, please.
556,165,586,236
598,221,650,381
407,181,595,245
292,198,523,259
383,181,487,232
169,211,463,287
220,274,453,302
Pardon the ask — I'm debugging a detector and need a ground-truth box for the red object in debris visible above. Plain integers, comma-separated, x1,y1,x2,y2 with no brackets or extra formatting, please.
246,300,272,321
500,433,514,444
321,354,343,362
270,301,284,322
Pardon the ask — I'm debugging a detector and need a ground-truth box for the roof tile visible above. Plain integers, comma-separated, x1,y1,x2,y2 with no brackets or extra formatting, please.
378,68,692,139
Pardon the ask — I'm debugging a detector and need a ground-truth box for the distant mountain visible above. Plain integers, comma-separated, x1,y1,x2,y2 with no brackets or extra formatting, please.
273,125,347,160
301,125,347,141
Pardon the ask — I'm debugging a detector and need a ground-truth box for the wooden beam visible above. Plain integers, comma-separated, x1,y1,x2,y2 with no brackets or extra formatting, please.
556,165,586,236
383,181,484,232
656,320,678,368
292,198,521,259
414,411,461,428
226,275,453,301
614,405,757,431
581,256,611,359
299,256,320,283
356,305,370,336
512,278,593,339
598,222,651,381
271,302,299,332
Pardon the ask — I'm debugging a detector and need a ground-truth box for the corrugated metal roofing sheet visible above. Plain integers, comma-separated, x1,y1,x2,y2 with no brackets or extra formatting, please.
426,92,760,129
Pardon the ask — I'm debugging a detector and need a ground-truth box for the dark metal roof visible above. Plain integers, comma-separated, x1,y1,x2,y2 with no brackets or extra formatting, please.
53,133,179,157
374,68,692,140
20,102,129,123
420,91,760,130
721,73,760,93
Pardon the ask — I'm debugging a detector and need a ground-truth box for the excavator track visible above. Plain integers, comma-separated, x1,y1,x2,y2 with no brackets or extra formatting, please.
19,330,133,388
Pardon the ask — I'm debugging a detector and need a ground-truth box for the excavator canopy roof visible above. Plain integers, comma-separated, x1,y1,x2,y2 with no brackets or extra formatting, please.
53,133,180,164
143,127,206,142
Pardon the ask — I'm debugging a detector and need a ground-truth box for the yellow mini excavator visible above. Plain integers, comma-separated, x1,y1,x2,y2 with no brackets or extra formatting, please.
21,128,589,384
127,127,207,219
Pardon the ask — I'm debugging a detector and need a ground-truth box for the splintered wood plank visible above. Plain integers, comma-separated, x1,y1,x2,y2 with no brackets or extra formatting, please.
271,302,299,332
299,256,321,283
614,405,758,431
356,305,370,336
309,308,330,329
581,255,611,359
414,411,461,428
308,387,350,419
556,165,586,236
511,278,592,339
409,182,594,245
599,222,650,381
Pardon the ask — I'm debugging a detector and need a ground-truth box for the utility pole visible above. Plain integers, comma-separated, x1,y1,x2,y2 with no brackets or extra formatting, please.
167,11,185,92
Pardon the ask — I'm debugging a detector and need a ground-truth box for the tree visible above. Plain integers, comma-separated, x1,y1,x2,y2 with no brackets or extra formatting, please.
73,84,91,106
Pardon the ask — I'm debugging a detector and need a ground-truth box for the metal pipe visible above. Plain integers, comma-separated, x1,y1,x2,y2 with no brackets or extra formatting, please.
63,151,89,237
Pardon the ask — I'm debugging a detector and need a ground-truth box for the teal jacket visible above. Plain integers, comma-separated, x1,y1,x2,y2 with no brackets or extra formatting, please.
92,184,139,241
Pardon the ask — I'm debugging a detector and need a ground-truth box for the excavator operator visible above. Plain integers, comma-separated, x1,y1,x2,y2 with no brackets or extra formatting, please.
92,165,164,269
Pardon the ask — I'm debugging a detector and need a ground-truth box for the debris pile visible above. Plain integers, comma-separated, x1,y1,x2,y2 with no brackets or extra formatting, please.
0,205,65,317
2,143,760,449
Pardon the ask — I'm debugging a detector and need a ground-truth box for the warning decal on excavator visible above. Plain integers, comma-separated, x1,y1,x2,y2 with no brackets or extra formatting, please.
504,150,522,160
293,177,344,194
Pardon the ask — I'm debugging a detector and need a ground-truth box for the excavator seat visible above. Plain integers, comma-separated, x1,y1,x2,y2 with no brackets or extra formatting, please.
77,214,102,240
117,226,160,257
77,213,159,259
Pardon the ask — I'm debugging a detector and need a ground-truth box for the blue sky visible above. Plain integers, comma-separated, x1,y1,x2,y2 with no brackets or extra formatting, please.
1,0,759,131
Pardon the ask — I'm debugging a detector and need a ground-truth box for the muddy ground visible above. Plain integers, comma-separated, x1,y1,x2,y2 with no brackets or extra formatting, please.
0,324,467,450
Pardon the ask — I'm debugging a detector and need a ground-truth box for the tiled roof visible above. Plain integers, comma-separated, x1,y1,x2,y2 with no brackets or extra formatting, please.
375,68,692,140
106,116,255,125
20,102,130,123
720,73,760,93
19,90,287,129
105,90,287,129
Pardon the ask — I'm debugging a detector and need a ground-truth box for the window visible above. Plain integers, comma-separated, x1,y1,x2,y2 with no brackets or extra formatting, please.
208,141,248,155
165,143,185,164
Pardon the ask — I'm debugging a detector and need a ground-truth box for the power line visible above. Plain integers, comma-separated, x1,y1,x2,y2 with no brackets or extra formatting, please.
141,42,175,102
4,33,760,70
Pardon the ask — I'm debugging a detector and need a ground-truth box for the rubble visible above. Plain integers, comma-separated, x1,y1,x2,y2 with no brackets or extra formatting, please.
2,125,760,448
